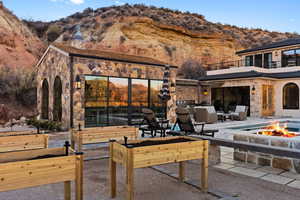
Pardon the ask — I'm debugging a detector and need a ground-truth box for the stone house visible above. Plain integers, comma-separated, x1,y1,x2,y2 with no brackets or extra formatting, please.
200,38,300,118
36,43,177,130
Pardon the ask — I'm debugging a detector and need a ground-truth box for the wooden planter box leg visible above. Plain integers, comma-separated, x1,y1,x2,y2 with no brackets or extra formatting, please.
179,161,185,182
110,142,117,198
126,149,134,200
64,181,71,200
201,141,209,193
76,153,84,200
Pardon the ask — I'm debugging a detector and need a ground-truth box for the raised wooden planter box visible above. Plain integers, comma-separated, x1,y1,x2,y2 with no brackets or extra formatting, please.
0,134,49,153
71,126,138,151
0,130,37,137
0,145,83,200
110,136,209,200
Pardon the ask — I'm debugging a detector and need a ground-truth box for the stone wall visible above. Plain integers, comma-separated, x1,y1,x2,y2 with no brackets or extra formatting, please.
176,79,200,104
72,56,177,128
234,133,300,173
37,48,71,130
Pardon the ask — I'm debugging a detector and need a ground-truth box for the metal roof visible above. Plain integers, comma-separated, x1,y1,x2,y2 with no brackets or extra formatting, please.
236,38,300,54
199,70,300,81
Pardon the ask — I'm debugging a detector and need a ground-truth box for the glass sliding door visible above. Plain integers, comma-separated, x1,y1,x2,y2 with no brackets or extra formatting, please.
130,79,149,125
150,80,165,118
254,54,262,67
263,53,272,68
245,55,254,66
282,49,297,67
108,77,129,125
85,76,108,127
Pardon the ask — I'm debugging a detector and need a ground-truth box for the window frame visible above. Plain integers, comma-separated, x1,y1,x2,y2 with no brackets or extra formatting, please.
282,82,299,110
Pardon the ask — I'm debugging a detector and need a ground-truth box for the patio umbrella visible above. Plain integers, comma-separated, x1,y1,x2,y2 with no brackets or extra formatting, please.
158,65,171,102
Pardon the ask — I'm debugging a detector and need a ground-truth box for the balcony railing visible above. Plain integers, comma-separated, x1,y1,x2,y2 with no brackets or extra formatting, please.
206,60,285,71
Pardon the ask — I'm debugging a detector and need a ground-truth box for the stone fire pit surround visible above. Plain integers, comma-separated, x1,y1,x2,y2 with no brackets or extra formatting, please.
234,132,300,173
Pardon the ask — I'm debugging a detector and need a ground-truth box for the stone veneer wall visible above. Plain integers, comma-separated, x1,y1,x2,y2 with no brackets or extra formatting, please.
37,48,71,130
234,133,300,173
176,79,200,104
72,56,177,128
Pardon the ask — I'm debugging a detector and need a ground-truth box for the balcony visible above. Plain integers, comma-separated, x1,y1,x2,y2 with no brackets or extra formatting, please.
206,59,288,71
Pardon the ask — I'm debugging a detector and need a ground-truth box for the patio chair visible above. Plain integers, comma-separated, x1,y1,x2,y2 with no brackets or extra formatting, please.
194,106,218,124
168,107,217,137
139,108,168,137
230,105,248,121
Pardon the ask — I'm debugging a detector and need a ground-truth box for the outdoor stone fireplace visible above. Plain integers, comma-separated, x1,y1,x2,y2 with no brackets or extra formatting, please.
233,132,300,173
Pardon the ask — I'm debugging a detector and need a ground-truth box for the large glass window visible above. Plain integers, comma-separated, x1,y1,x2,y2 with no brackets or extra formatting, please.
282,49,299,67
150,80,165,118
245,56,253,66
85,76,108,126
254,54,262,67
263,53,272,68
108,78,129,125
84,76,165,127
283,83,299,109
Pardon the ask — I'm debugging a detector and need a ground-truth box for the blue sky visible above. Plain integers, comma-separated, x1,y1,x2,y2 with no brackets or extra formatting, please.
2,0,300,33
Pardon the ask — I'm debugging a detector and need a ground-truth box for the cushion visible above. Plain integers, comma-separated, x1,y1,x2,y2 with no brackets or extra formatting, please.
195,106,216,113
235,106,246,112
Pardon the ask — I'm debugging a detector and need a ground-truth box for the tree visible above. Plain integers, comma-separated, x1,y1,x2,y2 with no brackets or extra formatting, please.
178,59,206,79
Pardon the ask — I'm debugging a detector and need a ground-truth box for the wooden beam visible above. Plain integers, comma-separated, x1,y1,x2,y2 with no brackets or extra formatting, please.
179,162,185,182
110,142,117,198
126,149,134,200
75,153,84,200
201,140,209,193
64,181,71,200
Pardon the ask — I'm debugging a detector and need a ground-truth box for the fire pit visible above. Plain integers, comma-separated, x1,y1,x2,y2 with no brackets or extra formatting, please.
257,122,300,138
233,121,300,173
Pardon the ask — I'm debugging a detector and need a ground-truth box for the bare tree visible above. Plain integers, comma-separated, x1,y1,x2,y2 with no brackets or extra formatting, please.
178,59,206,79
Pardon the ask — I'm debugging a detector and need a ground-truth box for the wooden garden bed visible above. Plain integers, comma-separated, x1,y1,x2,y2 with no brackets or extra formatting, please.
0,144,83,200
109,136,209,200
71,126,138,151
0,134,49,153
0,130,37,137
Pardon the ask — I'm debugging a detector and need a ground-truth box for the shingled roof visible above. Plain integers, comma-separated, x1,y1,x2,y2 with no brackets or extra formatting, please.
199,70,300,81
236,38,300,54
51,43,177,68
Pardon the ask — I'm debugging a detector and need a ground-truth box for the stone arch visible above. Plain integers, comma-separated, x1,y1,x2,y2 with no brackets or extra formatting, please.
41,79,49,119
283,82,299,109
53,76,62,122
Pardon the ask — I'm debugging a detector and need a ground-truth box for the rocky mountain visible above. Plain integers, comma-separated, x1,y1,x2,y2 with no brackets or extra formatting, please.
0,2,44,69
25,4,298,71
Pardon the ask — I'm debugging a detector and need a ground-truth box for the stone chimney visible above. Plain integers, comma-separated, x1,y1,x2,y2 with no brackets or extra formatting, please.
0,1,3,9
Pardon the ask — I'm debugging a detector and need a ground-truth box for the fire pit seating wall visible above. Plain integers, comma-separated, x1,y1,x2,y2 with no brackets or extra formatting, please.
0,145,84,200
110,136,209,200
71,126,139,152
0,134,49,153
234,132,300,173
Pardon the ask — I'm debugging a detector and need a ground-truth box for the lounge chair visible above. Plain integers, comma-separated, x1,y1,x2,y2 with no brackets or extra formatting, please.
230,105,248,121
168,107,217,137
139,108,168,137
194,106,218,124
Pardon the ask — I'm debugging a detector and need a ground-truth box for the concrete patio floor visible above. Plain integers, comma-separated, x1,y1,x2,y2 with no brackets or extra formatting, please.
1,156,300,200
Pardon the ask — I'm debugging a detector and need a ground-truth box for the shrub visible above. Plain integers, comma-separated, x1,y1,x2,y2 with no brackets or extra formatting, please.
178,59,206,79
26,118,62,132
46,25,62,42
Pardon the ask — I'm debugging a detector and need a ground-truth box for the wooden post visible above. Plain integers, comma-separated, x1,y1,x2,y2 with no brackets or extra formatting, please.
179,161,185,182
44,135,49,148
70,129,75,150
110,141,117,198
75,153,84,200
64,181,71,200
78,135,83,152
201,140,209,192
126,149,134,200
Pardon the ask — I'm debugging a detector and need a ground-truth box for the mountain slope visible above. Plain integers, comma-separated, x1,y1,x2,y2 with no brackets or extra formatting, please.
0,3,44,69
26,4,298,69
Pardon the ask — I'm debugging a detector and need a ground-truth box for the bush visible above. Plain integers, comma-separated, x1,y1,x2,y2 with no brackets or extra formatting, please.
0,66,36,106
46,25,62,42
178,59,206,79
26,118,62,132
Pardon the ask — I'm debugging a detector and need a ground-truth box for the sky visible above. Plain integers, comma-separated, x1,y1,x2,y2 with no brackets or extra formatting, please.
2,0,300,33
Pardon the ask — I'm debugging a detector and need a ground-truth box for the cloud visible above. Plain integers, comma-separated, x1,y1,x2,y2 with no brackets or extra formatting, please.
49,0,85,4
70,0,84,4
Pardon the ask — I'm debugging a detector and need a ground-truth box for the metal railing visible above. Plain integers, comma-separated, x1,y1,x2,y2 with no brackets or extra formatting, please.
206,60,285,71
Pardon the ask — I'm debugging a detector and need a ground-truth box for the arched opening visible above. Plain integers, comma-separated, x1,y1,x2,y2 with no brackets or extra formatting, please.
283,83,299,109
53,76,62,122
41,79,49,119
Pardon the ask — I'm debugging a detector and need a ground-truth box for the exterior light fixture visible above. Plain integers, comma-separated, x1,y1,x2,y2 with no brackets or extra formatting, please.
75,75,81,89
203,89,208,96
251,86,256,95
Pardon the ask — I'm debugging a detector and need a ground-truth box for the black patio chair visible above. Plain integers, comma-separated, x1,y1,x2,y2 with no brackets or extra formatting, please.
168,107,217,137
139,108,168,137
